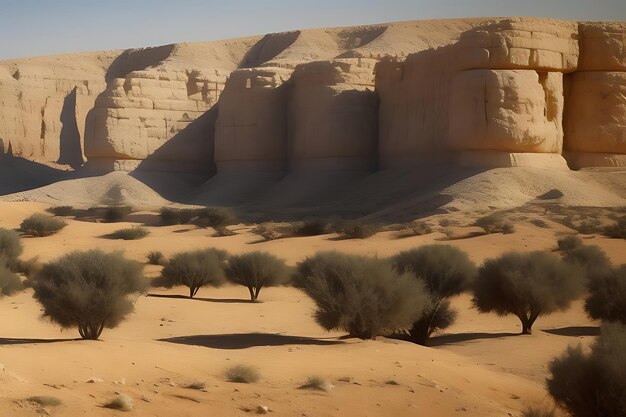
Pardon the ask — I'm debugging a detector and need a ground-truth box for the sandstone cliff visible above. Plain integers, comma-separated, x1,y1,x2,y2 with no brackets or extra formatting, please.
0,17,624,176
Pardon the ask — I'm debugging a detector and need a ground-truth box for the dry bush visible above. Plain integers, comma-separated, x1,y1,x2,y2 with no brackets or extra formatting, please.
294,219,331,236
332,219,378,239
392,245,476,345
103,206,133,222
556,235,583,252
19,214,67,237
104,394,133,411
32,250,145,340
154,248,227,298
475,213,514,234
530,218,550,228
0,228,23,266
251,224,282,241
604,216,626,239
585,265,626,324
408,221,433,236
472,251,584,334
562,244,612,280
295,252,430,339
299,376,331,391
159,207,199,225
147,251,165,266
46,206,73,216
547,323,626,417
225,365,260,383
224,252,289,301
521,406,556,417
0,264,23,297
192,207,236,230
110,227,149,240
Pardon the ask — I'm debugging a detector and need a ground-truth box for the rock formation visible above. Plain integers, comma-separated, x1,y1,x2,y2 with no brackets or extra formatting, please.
0,17,624,176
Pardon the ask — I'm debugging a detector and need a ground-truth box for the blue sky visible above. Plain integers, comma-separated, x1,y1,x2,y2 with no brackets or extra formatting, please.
0,0,624,60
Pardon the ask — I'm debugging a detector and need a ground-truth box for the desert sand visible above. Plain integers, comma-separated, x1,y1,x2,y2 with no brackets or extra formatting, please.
0,201,624,416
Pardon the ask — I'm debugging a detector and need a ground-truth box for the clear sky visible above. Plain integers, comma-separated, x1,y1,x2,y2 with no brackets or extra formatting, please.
1,0,625,60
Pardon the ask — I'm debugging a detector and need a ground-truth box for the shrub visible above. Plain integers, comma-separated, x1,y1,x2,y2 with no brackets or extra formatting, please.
46,206,73,216
159,207,198,225
604,216,626,239
295,219,330,236
556,235,583,252
225,365,260,383
472,251,584,334
392,245,476,344
32,250,145,340
104,394,133,411
295,252,431,339
19,214,67,237
103,206,132,222
332,220,378,239
147,251,165,266
521,406,556,417
0,228,23,267
585,265,626,324
298,376,331,391
155,248,227,298
547,323,626,417
192,207,236,231
475,213,514,234
407,221,433,236
251,224,281,241
0,264,23,297
530,219,549,228
562,244,612,280
110,227,150,240
224,252,289,301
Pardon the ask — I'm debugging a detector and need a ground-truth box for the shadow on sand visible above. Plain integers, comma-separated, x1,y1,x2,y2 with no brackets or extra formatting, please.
0,337,78,345
159,332,344,350
542,326,600,337
428,332,519,347
146,293,252,304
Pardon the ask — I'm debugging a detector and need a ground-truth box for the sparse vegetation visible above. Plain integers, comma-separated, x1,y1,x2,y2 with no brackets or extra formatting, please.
225,365,260,383
32,250,146,340
251,224,282,241
299,376,331,391
585,265,626,324
147,251,166,266
110,227,150,240
224,252,289,301
104,394,134,411
392,245,476,345
192,207,236,233
530,218,549,228
294,219,330,236
472,251,584,334
103,205,133,222
27,396,62,407
332,219,378,239
46,205,73,216
154,249,227,298
474,212,514,234
521,406,556,417
407,220,433,236
295,252,430,339
0,228,23,267
19,214,67,237
159,207,198,225
0,263,23,297
547,323,626,417
604,216,626,239
556,235,583,252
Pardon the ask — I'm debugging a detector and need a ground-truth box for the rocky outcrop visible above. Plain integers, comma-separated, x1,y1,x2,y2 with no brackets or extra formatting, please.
0,17,625,175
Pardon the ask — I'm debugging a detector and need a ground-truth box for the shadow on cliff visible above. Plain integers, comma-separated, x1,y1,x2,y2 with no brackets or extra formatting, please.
57,87,84,169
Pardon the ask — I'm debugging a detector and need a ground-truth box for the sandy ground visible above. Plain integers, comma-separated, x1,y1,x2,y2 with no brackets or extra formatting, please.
0,202,624,416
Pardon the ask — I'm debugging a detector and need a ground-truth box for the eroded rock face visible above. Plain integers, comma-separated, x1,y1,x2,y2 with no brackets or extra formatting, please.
214,67,292,172
288,59,378,171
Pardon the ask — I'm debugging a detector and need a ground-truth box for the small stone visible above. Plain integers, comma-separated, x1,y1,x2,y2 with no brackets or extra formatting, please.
257,405,270,414
86,377,103,384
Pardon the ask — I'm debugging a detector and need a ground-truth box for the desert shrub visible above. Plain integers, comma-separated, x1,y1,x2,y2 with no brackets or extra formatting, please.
295,252,431,339
0,228,23,267
19,214,67,237
585,265,626,324
192,207,236,231
392,245,477,344
154,248,227,298
521,406,556,417
147,251,165,266
604,216,626,239
472,251,584,334
225,365,260,383
556,235,583,252
27,396,62,407
0,264,23,297
332,219,378,239
547,323,626,417
224,252,289,301
475,213,514,234
530,219,549,228
104,394,133,411
110,227,150,240
32,250,145,340
407,221,433,236
46,205,73,216
562,244,612,280
103,206,132,222
295,219,330,236
159,207,198,225
251,224,281,241
299,376,331,391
